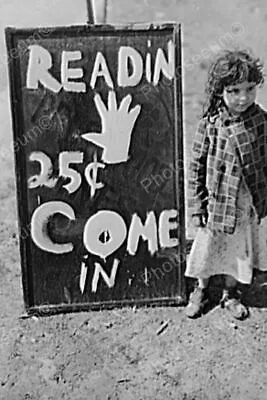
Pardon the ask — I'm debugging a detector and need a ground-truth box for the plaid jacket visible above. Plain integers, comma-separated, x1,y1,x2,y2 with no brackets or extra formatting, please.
188,103,267,234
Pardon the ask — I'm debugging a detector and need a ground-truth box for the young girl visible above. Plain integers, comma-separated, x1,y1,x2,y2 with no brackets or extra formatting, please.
185,49,267,320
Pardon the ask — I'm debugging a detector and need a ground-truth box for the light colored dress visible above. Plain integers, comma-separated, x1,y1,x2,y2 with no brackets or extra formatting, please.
185,179,259,284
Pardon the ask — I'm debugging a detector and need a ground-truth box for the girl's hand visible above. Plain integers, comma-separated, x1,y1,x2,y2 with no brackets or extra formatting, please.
192,213,208,228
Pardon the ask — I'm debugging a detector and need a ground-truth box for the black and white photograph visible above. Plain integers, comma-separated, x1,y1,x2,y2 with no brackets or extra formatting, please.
0,1,266,399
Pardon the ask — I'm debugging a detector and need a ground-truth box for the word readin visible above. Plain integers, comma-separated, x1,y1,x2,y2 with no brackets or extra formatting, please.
26,41,175,93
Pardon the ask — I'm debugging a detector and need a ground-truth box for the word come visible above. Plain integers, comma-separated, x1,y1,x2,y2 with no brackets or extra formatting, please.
31,201,179,259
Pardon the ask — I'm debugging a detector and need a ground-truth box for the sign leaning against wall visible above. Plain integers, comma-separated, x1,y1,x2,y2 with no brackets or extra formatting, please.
5,23,186,315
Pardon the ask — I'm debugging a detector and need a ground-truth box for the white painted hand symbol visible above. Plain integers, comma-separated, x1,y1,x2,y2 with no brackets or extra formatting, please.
82,91,141,164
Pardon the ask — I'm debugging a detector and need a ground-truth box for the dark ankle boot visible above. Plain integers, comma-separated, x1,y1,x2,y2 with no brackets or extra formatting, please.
220,287,249,320
185,286,208,318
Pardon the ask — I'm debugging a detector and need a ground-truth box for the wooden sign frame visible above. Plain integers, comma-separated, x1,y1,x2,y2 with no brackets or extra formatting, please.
6,23,186,315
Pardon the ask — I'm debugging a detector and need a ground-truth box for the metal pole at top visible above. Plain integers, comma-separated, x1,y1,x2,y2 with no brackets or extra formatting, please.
87,0,108,24
86,0,95,24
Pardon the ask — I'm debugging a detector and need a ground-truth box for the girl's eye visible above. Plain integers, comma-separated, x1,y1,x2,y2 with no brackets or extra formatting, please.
226,86,256,94
226,89,239,94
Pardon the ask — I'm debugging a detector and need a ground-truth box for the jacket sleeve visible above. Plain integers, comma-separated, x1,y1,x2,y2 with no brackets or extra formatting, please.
188,118,210,216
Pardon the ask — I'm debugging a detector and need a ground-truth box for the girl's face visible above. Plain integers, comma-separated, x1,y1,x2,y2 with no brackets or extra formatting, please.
222,80,257,115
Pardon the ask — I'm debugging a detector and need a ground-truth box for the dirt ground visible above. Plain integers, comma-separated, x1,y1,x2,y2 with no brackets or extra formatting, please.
0,1,267,399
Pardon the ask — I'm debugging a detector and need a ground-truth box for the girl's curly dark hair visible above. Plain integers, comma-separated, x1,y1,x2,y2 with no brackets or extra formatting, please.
202,49,264,120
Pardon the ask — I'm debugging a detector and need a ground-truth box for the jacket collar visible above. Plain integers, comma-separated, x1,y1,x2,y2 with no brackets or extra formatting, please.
218,103,259,126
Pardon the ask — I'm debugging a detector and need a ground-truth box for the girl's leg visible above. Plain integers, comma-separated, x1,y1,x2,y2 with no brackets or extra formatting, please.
185,277,209,318
221,275,248,320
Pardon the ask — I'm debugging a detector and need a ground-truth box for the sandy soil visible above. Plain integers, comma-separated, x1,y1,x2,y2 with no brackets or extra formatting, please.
0,1,267,399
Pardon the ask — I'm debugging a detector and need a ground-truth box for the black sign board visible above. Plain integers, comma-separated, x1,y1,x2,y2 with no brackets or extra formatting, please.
5,23,186,315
